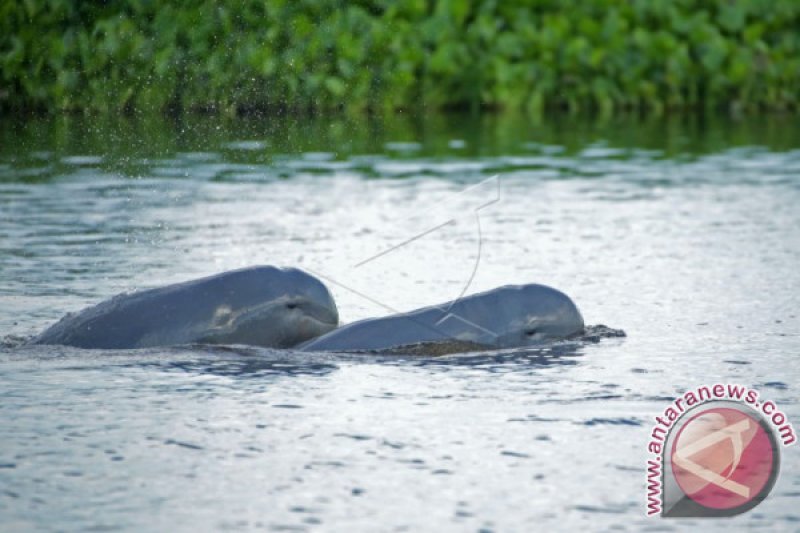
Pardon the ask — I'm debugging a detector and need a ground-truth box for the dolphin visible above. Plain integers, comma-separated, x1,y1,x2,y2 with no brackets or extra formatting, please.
298,284,584,354
31,266,339,349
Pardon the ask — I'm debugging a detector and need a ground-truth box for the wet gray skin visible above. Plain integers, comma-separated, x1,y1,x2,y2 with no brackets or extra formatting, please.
299,284,584,354
31,266,339,349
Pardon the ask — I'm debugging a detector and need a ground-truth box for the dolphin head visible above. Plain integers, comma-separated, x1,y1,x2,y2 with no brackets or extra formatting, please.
274,268,340,347
202,267,339,348
458,284,584,348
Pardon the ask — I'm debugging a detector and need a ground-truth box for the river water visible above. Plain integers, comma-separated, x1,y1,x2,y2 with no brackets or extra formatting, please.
1,114,799,531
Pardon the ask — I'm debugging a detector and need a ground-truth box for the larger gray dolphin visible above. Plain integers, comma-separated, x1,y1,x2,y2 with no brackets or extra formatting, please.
298,284,584,354
31,266,339,349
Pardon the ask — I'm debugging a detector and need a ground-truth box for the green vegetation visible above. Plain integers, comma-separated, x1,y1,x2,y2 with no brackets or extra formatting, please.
2,0,799,115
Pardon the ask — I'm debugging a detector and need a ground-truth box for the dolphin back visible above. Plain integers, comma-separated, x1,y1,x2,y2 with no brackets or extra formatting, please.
298,306,455,352
32,266,301,349
299,283,583,353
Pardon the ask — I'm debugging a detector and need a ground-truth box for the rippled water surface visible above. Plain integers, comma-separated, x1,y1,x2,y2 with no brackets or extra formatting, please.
1,114,799,531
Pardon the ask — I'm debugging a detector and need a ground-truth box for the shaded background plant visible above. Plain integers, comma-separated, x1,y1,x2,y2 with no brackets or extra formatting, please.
1,0,798,114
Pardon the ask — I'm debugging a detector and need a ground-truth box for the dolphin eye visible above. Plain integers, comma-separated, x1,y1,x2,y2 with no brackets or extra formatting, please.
287,303,298,310
525,329,537,336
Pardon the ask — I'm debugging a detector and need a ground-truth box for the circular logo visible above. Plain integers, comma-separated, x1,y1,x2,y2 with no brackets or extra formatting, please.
670,405,779,512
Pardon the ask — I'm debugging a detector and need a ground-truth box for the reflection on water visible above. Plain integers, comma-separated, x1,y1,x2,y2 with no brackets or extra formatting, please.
1,114,799,531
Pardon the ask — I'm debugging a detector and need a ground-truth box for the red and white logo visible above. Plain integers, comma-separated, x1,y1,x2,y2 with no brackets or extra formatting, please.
646,386,794,518
671,406,776,511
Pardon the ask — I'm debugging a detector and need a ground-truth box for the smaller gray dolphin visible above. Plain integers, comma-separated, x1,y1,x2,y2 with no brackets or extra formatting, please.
31,266,339,349
298,284,584,354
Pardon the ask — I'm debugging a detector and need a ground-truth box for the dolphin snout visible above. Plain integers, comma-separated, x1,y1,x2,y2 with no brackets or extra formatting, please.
295,291,338,327
295,303,338,343
311,303,339,326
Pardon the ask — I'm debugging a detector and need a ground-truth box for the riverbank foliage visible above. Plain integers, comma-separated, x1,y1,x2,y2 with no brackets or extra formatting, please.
2,0,799,114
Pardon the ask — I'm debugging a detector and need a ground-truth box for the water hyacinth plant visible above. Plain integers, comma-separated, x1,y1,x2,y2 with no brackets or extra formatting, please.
1,0,798,114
